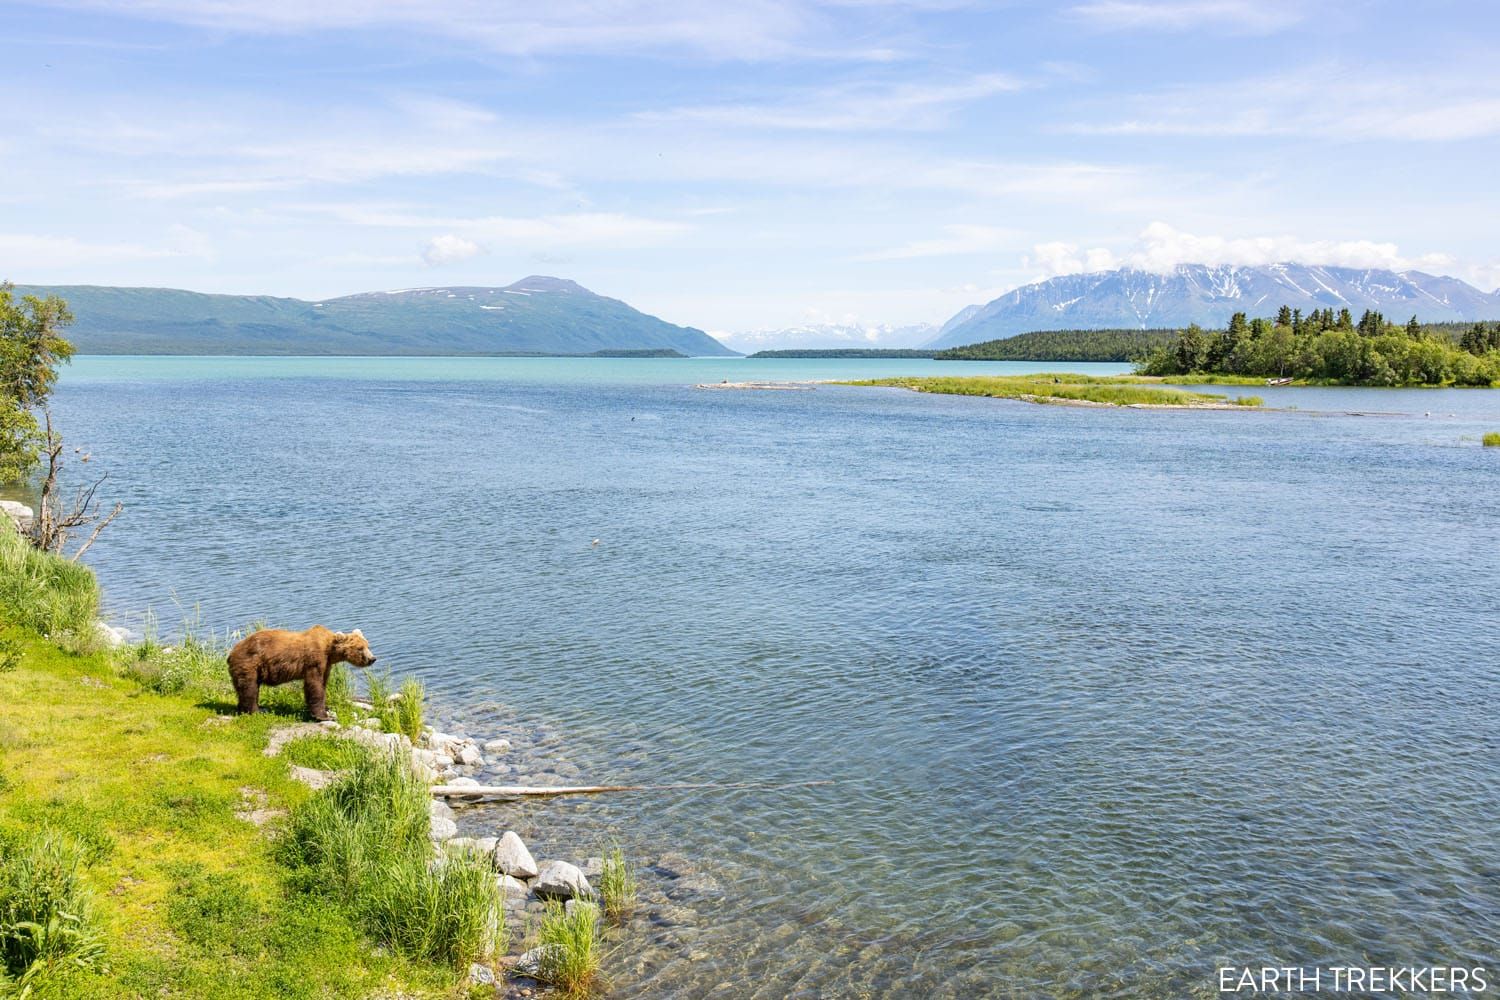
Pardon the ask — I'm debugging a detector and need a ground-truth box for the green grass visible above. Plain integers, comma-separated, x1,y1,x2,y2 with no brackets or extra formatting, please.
1234,395,1264,407
1484,432,1500,447
277,735,368,771
840,374,1247,407
534,899,602,997
597,847,637,924
0,528,100,652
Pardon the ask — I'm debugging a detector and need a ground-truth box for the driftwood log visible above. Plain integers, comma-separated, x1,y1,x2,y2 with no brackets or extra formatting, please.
431,780,833,800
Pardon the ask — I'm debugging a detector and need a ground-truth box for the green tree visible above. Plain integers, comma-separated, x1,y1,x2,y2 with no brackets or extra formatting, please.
0,284,75,481
1406,315,1420,338
1275,305,1292,327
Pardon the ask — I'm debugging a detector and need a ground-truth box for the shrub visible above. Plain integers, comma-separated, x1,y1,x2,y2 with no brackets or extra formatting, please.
0,528,100,650
0,830,105,993
1234,395,1264,407
1484,432,1500,447
535,899,602,997
598,847,636,924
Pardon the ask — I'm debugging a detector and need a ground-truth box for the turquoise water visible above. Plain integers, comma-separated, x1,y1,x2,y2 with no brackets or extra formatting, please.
56,356,1500,997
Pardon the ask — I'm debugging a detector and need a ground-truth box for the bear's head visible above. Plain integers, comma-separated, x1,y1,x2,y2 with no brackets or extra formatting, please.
333,629,377,668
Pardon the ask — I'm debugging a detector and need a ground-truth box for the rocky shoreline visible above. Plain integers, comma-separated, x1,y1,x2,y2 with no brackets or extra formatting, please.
252,701,720,995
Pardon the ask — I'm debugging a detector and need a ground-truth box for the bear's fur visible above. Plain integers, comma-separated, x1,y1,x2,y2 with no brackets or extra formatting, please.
226,625,377,721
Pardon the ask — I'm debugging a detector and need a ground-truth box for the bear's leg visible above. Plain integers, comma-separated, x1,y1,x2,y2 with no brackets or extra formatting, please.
233,674,260,715
303,672,329,722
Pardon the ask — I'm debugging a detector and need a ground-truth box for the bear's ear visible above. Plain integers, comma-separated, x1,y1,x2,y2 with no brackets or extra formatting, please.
350,629,364,638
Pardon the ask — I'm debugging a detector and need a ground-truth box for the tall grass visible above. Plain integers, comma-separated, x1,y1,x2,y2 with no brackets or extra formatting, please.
535,899,602,997
0,528,100,651
1484,431,1500,447
277,747,500,967
361,673,425,742
0,830,105,995
598,846,636,924
325,663,357,723
117,609,236,696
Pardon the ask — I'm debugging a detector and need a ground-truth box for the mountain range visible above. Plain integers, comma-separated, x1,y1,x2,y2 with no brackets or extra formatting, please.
928,264,1500,348
12,277,736,357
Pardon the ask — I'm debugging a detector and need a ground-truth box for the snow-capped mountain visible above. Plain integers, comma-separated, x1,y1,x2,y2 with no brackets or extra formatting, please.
927,264,1500,348
720,321,938,353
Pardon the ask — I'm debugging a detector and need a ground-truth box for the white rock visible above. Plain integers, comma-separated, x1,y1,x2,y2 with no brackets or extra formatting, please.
468,963,495,986
289,766,337,790
429,815,458,841
446,836,497,856
0,500,33,533
532,860,592,900
94,621,132,648
483,738,512,753
456,744,483,767
496,873,529,897
444,776,481,789
494,831,539,879
432,753,455,768
580,857,605,879
511,944,562,979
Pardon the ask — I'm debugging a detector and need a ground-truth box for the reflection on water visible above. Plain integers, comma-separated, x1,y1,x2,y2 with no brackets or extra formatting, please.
59,357,1500,997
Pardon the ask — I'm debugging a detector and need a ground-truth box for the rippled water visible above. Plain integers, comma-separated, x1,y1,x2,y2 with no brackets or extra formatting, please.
54,357,1500,997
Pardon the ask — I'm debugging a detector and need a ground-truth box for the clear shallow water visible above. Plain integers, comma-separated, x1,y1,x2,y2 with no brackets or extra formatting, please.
56,357,1500,998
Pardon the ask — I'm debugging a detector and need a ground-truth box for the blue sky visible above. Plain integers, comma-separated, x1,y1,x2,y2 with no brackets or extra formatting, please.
3,0,1499,335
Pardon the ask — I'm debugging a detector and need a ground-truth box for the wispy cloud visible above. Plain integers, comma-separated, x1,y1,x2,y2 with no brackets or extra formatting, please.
644,73,1026,131
32,0,925,60
1066,66,1500,141
855,223,1019,260
1067,0,1304,33
297,205,693,249
0,231,207,267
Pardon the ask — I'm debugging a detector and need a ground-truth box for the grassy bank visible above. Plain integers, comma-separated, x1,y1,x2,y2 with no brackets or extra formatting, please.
841,374,1262,408
0,528,490,998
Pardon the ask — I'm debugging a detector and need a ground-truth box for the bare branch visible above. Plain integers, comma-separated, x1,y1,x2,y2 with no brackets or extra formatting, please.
70,501,123,563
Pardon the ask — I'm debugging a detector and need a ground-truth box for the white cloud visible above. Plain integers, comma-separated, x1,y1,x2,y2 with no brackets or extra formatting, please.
645,73,1026,131
421,234,483,266
856,224,1019,260
1024,240,1117,277
1067,0,1304,33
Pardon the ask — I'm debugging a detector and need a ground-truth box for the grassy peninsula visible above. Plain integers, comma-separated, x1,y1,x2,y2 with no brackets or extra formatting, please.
841,373,1263,408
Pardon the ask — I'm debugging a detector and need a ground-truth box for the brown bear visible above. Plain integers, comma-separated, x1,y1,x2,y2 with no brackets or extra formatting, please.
226,625,377,721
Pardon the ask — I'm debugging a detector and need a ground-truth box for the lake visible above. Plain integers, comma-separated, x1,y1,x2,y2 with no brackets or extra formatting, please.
55,356,1500,998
